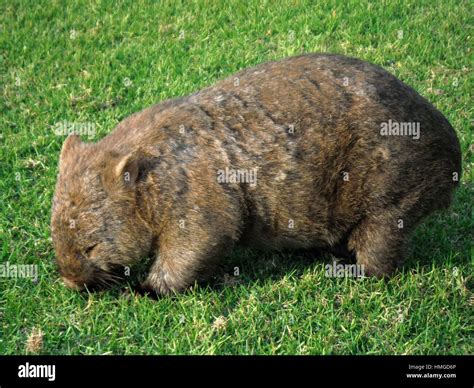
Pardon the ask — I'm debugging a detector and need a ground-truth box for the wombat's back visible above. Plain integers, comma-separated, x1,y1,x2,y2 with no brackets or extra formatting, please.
182,54,461,246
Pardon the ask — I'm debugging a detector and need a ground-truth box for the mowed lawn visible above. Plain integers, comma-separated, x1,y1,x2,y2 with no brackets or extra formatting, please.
0,0,472,355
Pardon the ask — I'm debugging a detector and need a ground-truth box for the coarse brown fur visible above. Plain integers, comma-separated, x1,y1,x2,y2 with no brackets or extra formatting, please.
51,53,462,295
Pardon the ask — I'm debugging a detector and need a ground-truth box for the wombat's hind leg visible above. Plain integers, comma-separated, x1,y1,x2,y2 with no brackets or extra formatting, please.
348,213,407,278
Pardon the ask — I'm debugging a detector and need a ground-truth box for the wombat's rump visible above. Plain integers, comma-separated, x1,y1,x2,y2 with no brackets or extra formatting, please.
51,53,461,294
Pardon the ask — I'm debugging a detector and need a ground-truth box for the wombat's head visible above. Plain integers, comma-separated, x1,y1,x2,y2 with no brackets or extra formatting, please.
51,134,152,291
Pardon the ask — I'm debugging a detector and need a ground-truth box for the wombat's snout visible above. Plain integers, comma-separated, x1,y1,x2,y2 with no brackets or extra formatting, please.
57,255,124,292
56,253,103,291
55,252,89,290
60,271,107,291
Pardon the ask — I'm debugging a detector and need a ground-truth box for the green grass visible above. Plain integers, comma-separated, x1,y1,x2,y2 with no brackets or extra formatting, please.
0,0,472,355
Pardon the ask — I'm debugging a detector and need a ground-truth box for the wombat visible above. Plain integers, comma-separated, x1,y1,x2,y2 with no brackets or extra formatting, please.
51,53,461,294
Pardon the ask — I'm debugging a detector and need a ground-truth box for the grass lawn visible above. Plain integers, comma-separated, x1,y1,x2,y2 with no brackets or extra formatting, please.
0,0,472,355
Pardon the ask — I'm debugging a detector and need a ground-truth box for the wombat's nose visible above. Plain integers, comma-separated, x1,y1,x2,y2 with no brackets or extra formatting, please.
62,276,85,291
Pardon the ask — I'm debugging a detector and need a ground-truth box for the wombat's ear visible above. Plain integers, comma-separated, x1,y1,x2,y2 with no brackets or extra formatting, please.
102,152,140,194
59,134,82,164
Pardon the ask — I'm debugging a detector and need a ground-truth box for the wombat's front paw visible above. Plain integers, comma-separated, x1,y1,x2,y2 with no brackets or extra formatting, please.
141,267,186,296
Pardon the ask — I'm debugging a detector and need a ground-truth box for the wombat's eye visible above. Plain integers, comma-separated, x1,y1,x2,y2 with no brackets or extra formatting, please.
84,244,98,256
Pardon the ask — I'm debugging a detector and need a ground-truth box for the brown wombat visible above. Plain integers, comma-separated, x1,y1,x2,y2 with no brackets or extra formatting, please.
51,53,461,294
